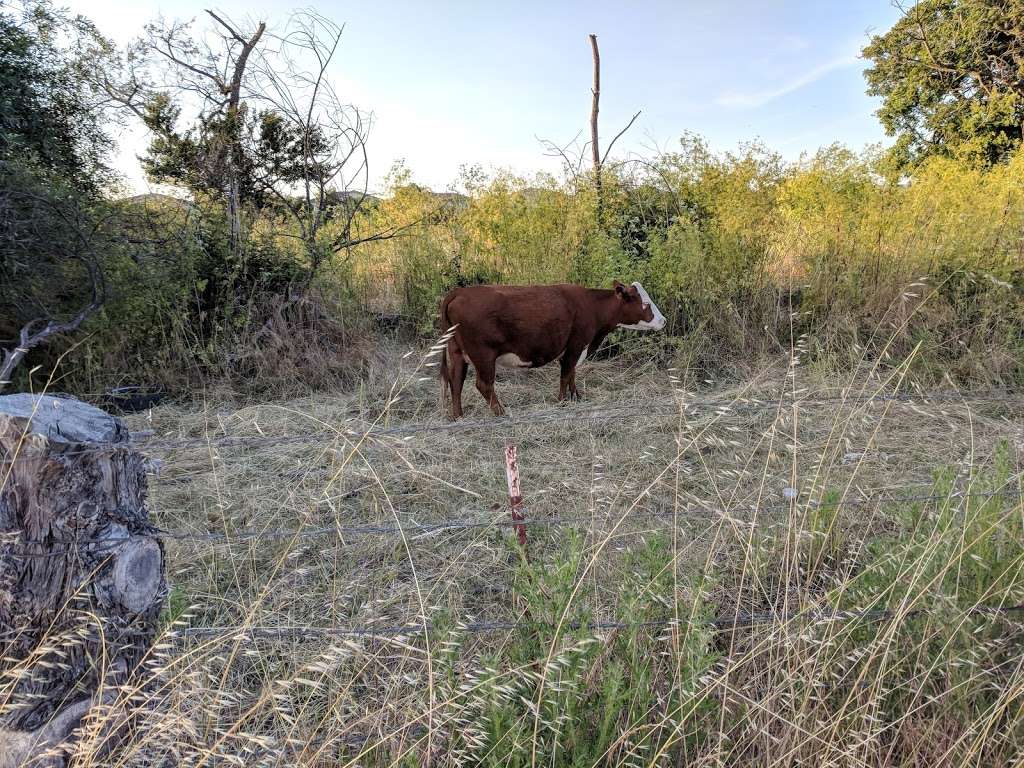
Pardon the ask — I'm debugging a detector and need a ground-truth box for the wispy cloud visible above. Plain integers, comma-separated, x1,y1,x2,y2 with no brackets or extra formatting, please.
715,53,859,109
777,34,811,53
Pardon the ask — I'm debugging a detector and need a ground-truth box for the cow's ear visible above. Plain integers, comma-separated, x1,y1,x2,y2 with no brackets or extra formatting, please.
613,280,626,296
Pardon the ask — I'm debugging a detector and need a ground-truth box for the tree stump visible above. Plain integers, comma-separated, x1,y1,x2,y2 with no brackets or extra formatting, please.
0,394,166,766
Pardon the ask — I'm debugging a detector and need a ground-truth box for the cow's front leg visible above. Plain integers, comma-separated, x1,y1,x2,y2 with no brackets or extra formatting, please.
474,356,505,416
558,346,584,402
559,369,579,401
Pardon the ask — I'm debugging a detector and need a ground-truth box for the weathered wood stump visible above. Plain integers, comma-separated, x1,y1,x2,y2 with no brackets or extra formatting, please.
0,394,166,767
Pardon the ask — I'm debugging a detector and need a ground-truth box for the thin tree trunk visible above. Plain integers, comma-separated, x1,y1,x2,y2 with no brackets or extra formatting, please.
210,14,266,262
589,34,602,228
227,172,243,259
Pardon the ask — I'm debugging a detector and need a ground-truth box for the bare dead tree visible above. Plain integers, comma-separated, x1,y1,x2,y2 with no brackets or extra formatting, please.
245,11,458,287
100,11,266,261
246,11,372,282
100,10,437,291
0,190,106,391
587,34,642,230
210,13,266,259
589,34,602,223
538,35,641,228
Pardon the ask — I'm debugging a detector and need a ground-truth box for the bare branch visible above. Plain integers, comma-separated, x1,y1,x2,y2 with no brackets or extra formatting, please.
148,26,226,92
0,191,106,390
605,155,683,217
206,9,250,46
537,130,585,188
601,110,641,166
239,10,382,281
0,296,102,388
330,201,454,256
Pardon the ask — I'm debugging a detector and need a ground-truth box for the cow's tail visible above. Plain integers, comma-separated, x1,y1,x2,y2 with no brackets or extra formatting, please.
437,293,456,416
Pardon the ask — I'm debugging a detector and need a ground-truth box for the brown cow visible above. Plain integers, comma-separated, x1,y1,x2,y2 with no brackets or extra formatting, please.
438,281,666,419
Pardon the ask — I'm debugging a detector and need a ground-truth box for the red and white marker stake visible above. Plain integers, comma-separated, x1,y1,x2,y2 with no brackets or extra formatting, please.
504,443,528,549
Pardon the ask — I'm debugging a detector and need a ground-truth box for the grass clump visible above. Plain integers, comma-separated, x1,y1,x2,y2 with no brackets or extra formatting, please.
422,533,720,767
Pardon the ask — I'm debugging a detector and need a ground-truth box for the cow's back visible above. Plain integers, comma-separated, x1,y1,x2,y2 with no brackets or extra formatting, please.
443,284,581,365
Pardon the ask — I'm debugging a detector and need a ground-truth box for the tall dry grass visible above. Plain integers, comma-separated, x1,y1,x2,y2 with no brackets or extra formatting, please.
4,316,1022,767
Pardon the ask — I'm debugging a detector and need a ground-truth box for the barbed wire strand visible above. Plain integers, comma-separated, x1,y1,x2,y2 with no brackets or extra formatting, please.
1,389,1020,467
4,600,1021,646
5,488,1021,557
160,487,1023,544
173,601,1024,642
136,389,1024,451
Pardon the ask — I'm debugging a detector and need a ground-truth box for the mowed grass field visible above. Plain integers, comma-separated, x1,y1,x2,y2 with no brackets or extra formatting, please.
117,340,1024,767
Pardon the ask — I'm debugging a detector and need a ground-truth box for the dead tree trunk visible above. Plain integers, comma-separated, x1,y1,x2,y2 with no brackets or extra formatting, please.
585,34,640,236
208,12,266,263
0,394,166,767
589,33,602,228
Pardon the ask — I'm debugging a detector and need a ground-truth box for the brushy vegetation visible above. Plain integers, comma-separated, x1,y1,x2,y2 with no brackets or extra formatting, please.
3,3,1023,397
353,141,1024,387
39,139,1020,398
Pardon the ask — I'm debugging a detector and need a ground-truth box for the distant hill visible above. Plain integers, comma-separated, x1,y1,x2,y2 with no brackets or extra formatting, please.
117,188,471,213
323,190,379,206
121,192,193,209
430,190,470,207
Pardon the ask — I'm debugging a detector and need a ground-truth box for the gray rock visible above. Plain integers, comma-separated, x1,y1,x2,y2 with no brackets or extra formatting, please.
0,394,128,444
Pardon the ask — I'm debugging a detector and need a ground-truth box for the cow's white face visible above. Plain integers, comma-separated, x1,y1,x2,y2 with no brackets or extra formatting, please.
617,282,667,331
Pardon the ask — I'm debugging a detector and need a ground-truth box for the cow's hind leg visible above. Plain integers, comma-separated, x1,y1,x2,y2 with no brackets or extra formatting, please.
443,339,468,420
450,353,468,420
473,356,505,416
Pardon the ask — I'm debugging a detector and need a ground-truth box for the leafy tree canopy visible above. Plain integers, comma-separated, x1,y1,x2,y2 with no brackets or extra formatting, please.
0,1,115,388
863,0,1024,168
0,0,113,190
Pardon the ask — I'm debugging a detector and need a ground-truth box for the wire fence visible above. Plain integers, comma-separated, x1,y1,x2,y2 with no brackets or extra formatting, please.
174,600,1024,643
3,387,1024,656
157,487,1023,545
131,387,1024,452
2,387,1021,467
4,599,1023,647
5,488,1021,557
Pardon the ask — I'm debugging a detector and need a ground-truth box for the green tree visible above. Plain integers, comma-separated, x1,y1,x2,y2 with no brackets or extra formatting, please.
0,1,113,389
863,0,1024,168
0,0,112,189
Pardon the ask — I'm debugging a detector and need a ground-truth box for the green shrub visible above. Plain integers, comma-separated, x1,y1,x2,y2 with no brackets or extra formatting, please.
422,533,719,767
815,443,1024,763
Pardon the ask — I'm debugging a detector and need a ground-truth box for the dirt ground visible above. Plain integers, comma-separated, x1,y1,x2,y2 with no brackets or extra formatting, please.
132,343,1023,625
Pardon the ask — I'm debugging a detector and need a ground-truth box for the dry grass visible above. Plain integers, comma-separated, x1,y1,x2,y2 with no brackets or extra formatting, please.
6,335,1024,766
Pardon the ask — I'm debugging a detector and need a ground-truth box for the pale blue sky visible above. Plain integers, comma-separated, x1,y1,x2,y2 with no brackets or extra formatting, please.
66,0,904,193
